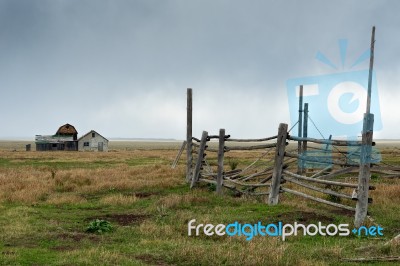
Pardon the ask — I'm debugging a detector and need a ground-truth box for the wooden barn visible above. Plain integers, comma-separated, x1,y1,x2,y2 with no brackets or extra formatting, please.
56,123,78,140
35,123,78,151
78,130,109,152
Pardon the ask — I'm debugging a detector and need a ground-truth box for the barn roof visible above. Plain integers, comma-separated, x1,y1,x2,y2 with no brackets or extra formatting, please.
56,123,78,135
78,130,109,142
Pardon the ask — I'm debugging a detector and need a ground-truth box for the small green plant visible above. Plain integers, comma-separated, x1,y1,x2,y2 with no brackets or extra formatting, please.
156,204,168,218
228,160,239,170
207,183,216,192
86,219,113,233
371,173,379,180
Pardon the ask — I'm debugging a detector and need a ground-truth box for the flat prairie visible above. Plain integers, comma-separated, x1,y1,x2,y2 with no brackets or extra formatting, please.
0,140,398,265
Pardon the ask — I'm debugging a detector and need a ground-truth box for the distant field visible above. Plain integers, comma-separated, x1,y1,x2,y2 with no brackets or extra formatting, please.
2,139,400,151
0,140,398,265
0,140,184,151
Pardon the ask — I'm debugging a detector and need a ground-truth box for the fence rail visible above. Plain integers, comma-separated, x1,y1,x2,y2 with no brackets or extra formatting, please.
225,135,278,142
288,135,375,146
225,143,277,151
281,187,356,212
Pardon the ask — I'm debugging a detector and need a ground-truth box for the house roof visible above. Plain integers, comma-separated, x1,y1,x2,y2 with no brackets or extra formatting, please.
56,123,78,135
78,130,109,142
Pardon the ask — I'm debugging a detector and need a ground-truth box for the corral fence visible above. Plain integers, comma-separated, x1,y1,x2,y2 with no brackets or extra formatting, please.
176,27,400,226
176,88,400,227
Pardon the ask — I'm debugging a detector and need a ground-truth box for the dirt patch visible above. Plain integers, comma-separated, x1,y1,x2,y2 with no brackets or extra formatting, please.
274,211,334,224
58,232,99,242
86,213,150,226
50,245,76,252
135,254,172,266
80,206,103,210
330,208,355,217
4,241,37,248
132,191,160,198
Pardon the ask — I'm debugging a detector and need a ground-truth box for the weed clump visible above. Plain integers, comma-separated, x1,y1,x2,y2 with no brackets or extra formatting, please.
86,219,113,233
325,185,343,203
228,160,239,170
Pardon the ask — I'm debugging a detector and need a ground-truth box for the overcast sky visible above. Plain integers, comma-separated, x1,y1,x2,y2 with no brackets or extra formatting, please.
0,0,399,140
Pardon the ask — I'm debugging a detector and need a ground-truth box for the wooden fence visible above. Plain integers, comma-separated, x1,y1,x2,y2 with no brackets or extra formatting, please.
176,27,400,227
189,129,278,196
180,87,400,227
185,124,378,227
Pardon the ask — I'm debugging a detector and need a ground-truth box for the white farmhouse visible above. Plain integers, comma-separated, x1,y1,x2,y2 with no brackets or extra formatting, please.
78,130,109,152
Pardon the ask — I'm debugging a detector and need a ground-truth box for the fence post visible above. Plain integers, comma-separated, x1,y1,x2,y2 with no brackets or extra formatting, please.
191,131,208,189
325,135,332,151
216,128,225,195
355,113,374,227
302,103,308,172
355,27,376,227
172,140,187,169
297,85,303,174
186,88,193,182
268,123,288,205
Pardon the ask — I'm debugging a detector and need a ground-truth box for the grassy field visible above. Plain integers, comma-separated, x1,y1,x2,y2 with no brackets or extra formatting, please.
0,141,399,265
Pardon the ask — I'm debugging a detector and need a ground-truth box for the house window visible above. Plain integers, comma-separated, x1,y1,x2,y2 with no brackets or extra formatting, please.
92,132,95,138
83,142,89,147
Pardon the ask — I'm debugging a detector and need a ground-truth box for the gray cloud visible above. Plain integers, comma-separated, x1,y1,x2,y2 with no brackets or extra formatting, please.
0,0,399,139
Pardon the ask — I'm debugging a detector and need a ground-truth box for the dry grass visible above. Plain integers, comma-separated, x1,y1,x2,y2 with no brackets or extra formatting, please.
0,206,35,241
100,193,138,205
172,236,288,265
59,247,128,265
0,150,185,203
370,183,400,205
0,167,52,203
157,193,210,209
46,193,87,205
139,220,175,238
0,149,178,163
71,165,183,194
138,218,289,265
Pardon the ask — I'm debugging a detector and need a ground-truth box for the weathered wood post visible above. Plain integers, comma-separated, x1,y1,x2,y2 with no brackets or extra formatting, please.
186,88,193,182
325,135,332,151
302,103,309,172
355,26,376,227
171,140,187,169
366,26,375,117
268,123,288,205
297,85,303,174
355,114,374,227
216,128,225,195
190,131,208,189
